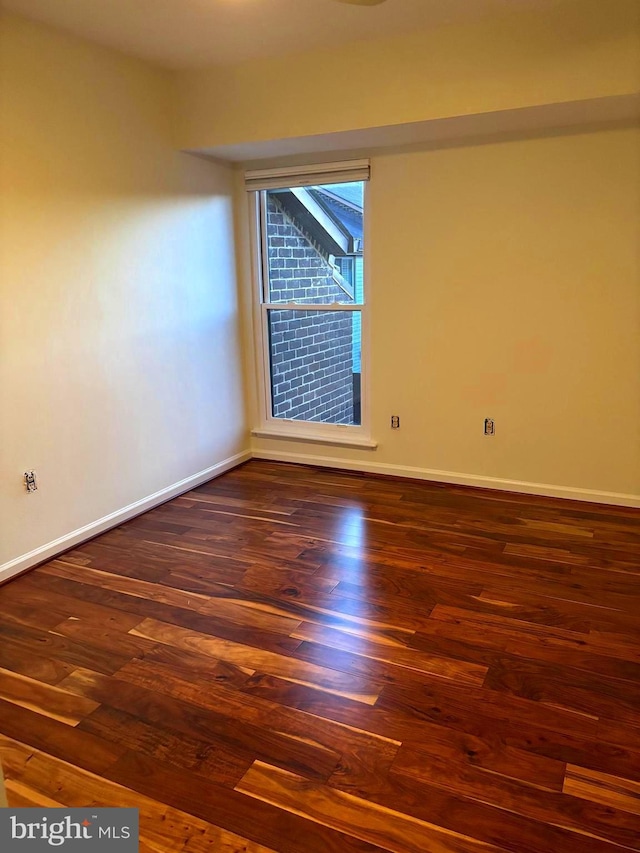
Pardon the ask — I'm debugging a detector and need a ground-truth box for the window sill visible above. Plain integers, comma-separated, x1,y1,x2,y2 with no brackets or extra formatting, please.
251,427,378,450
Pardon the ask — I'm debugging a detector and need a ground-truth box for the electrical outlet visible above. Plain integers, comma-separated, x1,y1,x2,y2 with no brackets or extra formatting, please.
484,418,495,436
391,415,400,429
24,470,38,492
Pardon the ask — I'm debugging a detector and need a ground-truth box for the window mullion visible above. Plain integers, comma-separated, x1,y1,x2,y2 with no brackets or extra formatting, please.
262,303,359,312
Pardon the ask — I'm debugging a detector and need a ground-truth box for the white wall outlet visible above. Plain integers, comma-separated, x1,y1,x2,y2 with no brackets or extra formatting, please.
484,418,495,436
24,470,38,492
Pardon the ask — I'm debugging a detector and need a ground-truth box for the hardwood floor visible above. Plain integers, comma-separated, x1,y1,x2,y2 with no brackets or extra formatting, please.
1,459,639,852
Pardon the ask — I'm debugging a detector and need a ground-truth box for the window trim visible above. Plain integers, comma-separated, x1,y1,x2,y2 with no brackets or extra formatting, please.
247,179,373,446
245,159,370,192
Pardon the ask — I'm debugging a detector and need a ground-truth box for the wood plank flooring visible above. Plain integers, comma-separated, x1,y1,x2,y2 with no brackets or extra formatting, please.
1,459,639,852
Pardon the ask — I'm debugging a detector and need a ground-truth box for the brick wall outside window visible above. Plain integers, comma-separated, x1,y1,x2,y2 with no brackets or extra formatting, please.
266,195,355,424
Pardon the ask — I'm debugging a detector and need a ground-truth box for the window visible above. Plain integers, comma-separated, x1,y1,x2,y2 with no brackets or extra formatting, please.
247,161,372,446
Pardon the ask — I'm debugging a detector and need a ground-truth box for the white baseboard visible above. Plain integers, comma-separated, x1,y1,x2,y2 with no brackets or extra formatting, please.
2,446,637,587
0,450,252,585
252,449,640,509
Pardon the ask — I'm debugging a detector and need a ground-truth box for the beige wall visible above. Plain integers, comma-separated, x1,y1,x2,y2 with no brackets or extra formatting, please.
0,14,248,571
175,0,640,151
248,127,640,502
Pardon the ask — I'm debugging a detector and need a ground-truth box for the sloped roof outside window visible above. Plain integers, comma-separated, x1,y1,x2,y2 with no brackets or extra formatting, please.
272,181,363,258
310,183,364,250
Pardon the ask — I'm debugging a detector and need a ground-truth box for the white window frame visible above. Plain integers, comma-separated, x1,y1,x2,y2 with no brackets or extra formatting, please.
247,163,374,449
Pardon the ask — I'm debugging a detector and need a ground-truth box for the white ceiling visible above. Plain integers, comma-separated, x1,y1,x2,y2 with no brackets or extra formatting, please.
1,0,551,69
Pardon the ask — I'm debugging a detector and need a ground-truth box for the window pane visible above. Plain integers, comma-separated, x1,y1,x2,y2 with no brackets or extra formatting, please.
265,181,364,305
268,309,362,426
